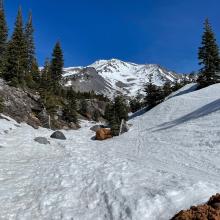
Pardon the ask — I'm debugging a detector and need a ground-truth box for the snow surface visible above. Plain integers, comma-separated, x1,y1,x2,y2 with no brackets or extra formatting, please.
1,84,220,219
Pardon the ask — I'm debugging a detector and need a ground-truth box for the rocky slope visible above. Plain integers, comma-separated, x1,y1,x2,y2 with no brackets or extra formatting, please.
62,59,182,98
0,78,107,128
0,78,43,128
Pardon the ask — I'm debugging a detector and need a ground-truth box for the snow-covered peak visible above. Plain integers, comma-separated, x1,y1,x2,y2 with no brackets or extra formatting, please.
63,59,181,98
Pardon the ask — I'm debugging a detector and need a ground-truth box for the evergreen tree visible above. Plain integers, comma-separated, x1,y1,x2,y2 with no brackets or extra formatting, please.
104,102,114,122
110,112,120,136
144,74,163,109
3,7,28,86
129,94,143,113
40,58,51,89
114,95,128,121
63,89,78,124
25,11,38,82
0,0,8,75
30,58,40,83
162,81,172,98
79,99,88,116
50,41,64,90
25,12,34,70
197,19,220,88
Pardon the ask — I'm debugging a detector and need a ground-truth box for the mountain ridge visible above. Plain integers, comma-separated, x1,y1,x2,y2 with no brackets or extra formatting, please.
62,59,183,98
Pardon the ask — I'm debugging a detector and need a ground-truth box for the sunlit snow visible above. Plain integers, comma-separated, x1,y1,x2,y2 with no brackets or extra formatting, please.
0,84,220,219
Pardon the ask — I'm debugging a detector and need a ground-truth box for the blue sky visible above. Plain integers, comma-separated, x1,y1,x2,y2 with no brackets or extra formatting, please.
5,0,220,73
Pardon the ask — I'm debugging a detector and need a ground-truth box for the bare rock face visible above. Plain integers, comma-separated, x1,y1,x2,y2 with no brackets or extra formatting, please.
0,79,43,128
96,128,112,140
171,194,220,220
79,99,108,122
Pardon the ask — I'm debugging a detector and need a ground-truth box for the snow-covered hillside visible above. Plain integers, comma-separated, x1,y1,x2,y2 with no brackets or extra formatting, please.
1,83,220,220
63,59,181,98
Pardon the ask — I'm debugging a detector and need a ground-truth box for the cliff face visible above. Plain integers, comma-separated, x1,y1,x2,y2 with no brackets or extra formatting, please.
0,78,43,128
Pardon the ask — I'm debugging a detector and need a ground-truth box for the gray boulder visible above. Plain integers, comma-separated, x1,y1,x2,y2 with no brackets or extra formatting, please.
50,131,66,140
34,137,50,145
90,125,107,132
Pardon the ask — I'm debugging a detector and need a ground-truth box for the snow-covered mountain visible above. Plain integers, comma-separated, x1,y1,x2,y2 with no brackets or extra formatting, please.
1,83,220,219
63,59,181,98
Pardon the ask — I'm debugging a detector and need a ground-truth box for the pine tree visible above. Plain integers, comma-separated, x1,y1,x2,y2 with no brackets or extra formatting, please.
104,102,114,122
50,41,64,90
114,96,128,121
0,0,8,75
25,11,38,80
31,58,40,82
197,19,220,88
110,110,120,136
144,74,163,109
79,99,88,116
129,94,143,113
162,81,172,97
63,89,78,124
40,58,51,89
3,7,28,86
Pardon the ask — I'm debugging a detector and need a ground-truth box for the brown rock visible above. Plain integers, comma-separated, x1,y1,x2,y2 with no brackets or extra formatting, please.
208,194,220,209
96,128,112,140
171,194,220,220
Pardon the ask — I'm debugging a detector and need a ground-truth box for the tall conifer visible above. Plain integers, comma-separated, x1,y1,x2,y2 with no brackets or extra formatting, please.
25,11,36,74
0,0,8,74
4,7,28,86
197,19,220,88
50,42,64,89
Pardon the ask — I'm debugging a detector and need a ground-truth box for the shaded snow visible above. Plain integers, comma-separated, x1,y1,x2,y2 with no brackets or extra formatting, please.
1,84,220,219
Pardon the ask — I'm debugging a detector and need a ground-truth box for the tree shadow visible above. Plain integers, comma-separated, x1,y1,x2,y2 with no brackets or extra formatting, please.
169,84,198,99
129,107,147,120
153,99,220,132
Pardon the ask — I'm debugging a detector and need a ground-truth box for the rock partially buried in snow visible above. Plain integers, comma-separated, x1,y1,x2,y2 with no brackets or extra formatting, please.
96,128,112,140
34,137,50,145
50,131,66,140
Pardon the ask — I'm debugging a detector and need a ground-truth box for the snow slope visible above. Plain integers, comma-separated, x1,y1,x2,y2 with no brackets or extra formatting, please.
1,84,220,219
63,59,180,98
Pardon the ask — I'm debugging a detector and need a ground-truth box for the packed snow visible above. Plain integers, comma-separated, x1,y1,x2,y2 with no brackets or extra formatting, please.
1,83,220,220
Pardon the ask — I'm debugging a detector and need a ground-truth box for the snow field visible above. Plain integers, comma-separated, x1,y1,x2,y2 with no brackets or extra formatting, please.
1,84,220,219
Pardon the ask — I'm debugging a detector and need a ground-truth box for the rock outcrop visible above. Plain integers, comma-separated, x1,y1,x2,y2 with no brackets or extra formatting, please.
0,78,43,128
0,79,80,130
171,194,220,220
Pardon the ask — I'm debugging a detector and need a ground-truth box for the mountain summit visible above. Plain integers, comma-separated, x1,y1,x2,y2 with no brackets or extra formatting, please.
63,59,181,98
